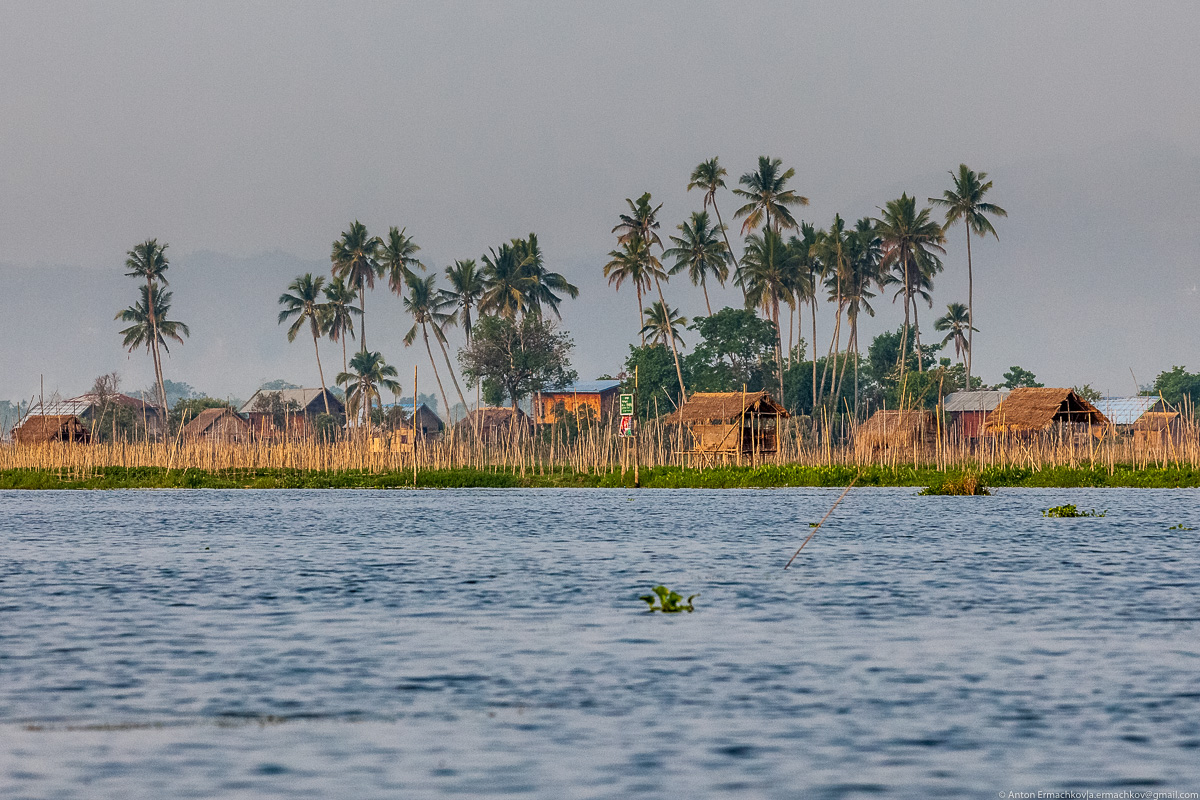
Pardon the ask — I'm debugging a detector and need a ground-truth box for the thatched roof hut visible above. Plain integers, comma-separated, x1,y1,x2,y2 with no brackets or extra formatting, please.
664,391,788,460
664,391,788,425
855,410,935,453
1131,411,1183,447
982,388,1108,434
182,408,250,441
455,407,532,440
13,415,91,444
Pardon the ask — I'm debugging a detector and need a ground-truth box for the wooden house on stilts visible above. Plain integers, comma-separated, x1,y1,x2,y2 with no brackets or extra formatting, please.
665,391,788,466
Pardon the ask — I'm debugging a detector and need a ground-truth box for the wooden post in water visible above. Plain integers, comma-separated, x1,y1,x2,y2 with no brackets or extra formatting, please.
633,365,640,488
413,365,418,488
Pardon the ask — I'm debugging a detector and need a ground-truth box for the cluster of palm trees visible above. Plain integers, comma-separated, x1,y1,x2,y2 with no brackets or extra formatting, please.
278,223,579,422
604,157,1005,414
116,239,190,414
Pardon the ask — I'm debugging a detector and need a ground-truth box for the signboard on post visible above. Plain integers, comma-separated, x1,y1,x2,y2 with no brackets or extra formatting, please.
619,393,634,417
619,414,635,437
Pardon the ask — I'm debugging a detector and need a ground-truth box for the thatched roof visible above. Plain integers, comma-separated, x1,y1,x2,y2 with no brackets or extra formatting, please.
13,415,90,444
665,391,789,424
855,410,935,449
1131,411,1179,432
182,407,249,439
983,388,1109,433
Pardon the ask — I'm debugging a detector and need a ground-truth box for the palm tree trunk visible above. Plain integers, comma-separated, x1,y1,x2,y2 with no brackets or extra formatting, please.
898,288,911,387
311,321,331,415
965,227,974,390
342,336,348,377
421,323,451,427
145,275,168,422
636,283,645,346
810,299,818,414
913,300,924,372
702,280,712,317
710,197,744,304
359,281,367,354
773,296,784,406
654,277,686,404
851,316,860,420
434,329,468,419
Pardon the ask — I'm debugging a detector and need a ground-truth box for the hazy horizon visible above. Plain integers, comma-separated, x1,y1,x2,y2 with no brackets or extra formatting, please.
3,2,1198,403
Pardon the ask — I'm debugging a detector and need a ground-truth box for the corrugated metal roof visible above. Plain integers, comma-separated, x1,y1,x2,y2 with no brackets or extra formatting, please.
239,388,336,414
942,390,1010,413
1094,396,1158,426
543,380,622,395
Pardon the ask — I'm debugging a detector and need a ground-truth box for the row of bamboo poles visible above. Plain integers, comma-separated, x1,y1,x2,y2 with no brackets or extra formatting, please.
3,413,1198,479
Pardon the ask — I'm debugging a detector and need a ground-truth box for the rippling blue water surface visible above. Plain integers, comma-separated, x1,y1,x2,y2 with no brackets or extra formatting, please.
2,487,1199,798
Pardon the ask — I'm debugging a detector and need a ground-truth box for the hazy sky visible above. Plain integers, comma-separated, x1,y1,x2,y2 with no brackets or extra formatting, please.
2,1,1198,404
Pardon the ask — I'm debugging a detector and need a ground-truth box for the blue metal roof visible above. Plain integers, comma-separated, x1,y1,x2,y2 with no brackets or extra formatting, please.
1095,396,1158,426
544,380,622,394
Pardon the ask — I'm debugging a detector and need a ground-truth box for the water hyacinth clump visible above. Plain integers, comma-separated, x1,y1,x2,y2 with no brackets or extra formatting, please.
639,585,698,613
918,472,990,496
1043,504,1106,518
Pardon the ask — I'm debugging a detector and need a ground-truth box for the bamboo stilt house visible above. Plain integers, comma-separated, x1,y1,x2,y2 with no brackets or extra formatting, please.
181,408,250,442
855,410,935,454
665,391,788,462
1131,411,1183,448
982,388,1108,436
455,407,532,440
13,415,91,444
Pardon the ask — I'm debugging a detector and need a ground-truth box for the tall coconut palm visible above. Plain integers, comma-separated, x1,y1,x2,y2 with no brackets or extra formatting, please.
603,236,654,346
330,221,382,353
663,210,731,316
513,233,579,320
687,157,741,275
443,259,484,343
336,350,401,427
381,226,423,295
934,302,976,368
401,273,468,419
116,285,190,404
612,193,685,399
816,215,852,408
787,224,822,410
123,239,172,414
322,276,361,376
479,242,536,319
929,165,1006,388
738,228,797,403
640,301,687,349
839,219,883,413
874,194,946,384
278,273,332,414
733,156,809,235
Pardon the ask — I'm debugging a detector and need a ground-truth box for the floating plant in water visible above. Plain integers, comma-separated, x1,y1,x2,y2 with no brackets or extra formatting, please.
1043,504,1106,518
919,473,990,496
639,585,698,613
1167,523,1195,531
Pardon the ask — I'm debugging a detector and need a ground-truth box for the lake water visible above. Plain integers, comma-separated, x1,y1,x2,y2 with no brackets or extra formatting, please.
2,488,1199,799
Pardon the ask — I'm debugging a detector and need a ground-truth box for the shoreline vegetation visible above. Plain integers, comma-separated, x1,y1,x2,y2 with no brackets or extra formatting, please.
3,464,1199,491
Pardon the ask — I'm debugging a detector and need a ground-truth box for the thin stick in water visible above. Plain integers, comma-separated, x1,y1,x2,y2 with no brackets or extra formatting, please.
784,476,858,570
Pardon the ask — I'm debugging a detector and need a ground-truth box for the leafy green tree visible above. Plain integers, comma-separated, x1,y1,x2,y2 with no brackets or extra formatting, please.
930,165,1007,389
613,193,684,400
866,328,940,399
624,344,687,420
663,210,730,315
874,194,946,381
116,284,190,412
1152,366,1200,407
458,314,576,413
1072,384,1102,403
277,273,332,414
123,239,173,413
330,221,382,353
603,235,655,345
322,276,361,375
336,350,402,425
733,156,808,234
737,228,796,403
640,301,687,349
684,307,779,393
687,157,741,276
443,259,484,342
401,273,465,419
381,226,423,296
933,302,976,368
1002,365,1043,389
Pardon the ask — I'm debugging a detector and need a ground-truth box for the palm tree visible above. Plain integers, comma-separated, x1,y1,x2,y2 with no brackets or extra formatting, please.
874,194,946,384
479,242,536,319
323,276,361,376
929,165,1006,389
934,302,976,367
513,233,579,319
787,224,822,410
443,259,484,343
733,156,809,235
738,228,797,403
816,215,851,407
640,301,687,349
840,219,883,413
116,285,190,405
381,226,423,295
663,210,731,316
613,194,685,399
687,157,741,275
330,221,382,353
603,236,654,345
278,273,332,414
401,273,467,419
123,239,172,414
336,350,401,428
